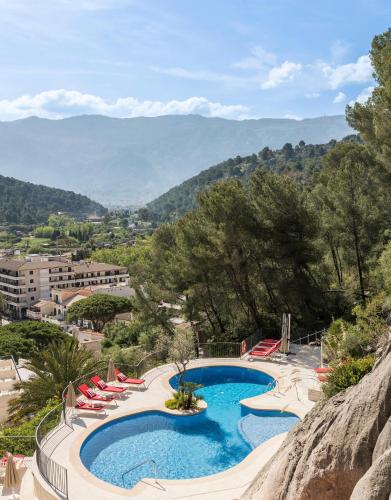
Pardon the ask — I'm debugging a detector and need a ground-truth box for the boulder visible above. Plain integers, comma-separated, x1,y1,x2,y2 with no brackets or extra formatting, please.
350,448,391,500
242,343,391,500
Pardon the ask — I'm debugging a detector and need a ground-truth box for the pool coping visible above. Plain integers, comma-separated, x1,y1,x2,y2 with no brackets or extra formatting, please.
69,360,306,498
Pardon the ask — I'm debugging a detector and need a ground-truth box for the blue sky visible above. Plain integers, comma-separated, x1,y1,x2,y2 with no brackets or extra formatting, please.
0,0,389,121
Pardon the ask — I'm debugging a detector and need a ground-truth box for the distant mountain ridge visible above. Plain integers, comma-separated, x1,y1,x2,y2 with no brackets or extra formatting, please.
0,175,106,224
0,114,352,205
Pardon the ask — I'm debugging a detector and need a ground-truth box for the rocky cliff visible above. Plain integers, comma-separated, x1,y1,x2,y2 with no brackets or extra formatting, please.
242,342,391,500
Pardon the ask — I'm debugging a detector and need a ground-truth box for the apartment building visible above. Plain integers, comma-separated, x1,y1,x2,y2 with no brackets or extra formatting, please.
0,256,129,319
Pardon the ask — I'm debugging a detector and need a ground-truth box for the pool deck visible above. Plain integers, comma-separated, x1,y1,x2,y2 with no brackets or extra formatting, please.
25,346,321,500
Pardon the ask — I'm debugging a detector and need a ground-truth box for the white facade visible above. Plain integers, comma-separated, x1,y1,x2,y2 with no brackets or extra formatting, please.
0,257,129,319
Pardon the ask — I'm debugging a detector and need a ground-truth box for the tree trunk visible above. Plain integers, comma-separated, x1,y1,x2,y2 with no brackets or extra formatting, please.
352,215,366,303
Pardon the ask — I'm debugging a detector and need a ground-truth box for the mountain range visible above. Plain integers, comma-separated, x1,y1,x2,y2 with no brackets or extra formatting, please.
0,114,352,205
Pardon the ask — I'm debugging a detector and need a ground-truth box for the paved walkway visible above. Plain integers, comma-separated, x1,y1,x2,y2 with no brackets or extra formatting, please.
25,349,321,500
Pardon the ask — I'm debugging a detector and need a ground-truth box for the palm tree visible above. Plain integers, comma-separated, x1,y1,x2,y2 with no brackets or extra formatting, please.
8,338,104,422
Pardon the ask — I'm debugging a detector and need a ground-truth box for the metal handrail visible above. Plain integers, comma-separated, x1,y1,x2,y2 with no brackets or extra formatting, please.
197,342,241,359
0,355,22,382
290,328,325,345
122,459,159,487
265,379,277,393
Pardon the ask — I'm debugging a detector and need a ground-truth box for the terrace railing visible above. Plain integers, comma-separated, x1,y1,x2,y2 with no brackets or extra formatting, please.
197,342,241,358
290,328,325,346
35,402,69,498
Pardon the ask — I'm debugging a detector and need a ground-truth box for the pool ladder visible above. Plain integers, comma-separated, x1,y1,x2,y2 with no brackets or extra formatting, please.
122,459,159,487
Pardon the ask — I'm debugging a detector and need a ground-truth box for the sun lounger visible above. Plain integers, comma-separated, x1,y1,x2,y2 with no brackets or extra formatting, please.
314,367,332,383
249,340,281,359
90,375,127,393
314,367,331,373
0,454,25,467
75,398,108,413
252,339,281,351
114,368,145,387
78,383,117,403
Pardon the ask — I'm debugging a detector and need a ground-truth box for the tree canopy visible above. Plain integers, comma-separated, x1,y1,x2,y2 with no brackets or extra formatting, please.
0,321,67,360
66,294,132,330
144,139,354,222
8,338,103,421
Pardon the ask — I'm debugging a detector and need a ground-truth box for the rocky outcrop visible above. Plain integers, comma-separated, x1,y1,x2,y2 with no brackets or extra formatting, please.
242,343,391,500
350,447,391,500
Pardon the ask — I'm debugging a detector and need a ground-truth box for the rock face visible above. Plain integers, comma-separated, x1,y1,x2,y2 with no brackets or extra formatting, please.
242,343,391,500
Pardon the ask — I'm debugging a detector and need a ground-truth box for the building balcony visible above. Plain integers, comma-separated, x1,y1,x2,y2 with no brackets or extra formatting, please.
26,310,42,320
0,272,20,281
0,289,26,298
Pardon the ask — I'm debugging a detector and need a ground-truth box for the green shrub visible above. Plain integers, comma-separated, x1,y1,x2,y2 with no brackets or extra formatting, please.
102,321,141,347
165,391,187,410
0,398,61,456
165,382,203,411
323,356,375,398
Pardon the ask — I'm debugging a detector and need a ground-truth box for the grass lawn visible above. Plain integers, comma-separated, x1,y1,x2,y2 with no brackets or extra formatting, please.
16,236,52,248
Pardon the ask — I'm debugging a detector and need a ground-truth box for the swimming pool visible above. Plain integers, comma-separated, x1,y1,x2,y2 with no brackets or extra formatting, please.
80,365,299,489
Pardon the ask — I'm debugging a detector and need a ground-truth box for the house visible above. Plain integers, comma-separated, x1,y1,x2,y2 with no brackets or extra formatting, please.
114,311,134,325
71,327,104,353
27,283,134,323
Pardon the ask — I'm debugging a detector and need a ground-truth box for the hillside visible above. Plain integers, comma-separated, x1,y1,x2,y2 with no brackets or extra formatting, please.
146,138,352,221
0,175,106,224
0,114,352,205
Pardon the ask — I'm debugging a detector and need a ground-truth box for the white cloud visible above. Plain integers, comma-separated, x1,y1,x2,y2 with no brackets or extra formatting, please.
349,86,374,106
333,91,346,104
0,89,251,121
330,40,350,61
261,61,302,89
305,92,320,99
318,55,373,89
151,66,239,83
233,46,277,70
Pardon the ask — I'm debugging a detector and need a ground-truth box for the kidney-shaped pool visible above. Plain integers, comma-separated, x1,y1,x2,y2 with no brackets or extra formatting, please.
80,365,298,489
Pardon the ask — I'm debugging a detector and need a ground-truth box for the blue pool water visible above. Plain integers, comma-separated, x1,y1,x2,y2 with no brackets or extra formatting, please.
80,365,299,489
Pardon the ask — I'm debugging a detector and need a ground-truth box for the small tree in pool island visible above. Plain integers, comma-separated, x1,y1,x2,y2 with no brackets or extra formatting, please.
158,328,203,411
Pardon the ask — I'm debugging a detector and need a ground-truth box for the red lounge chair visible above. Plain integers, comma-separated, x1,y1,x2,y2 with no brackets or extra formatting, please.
0,454,25,467
78,383,117,402
114,368,145,386
90,375,127,393
251,341,280,353
250,340,281,358
75,398,107,413
314,367,332,383
252,339,281,350
314,367,331,373
252,345,272,351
